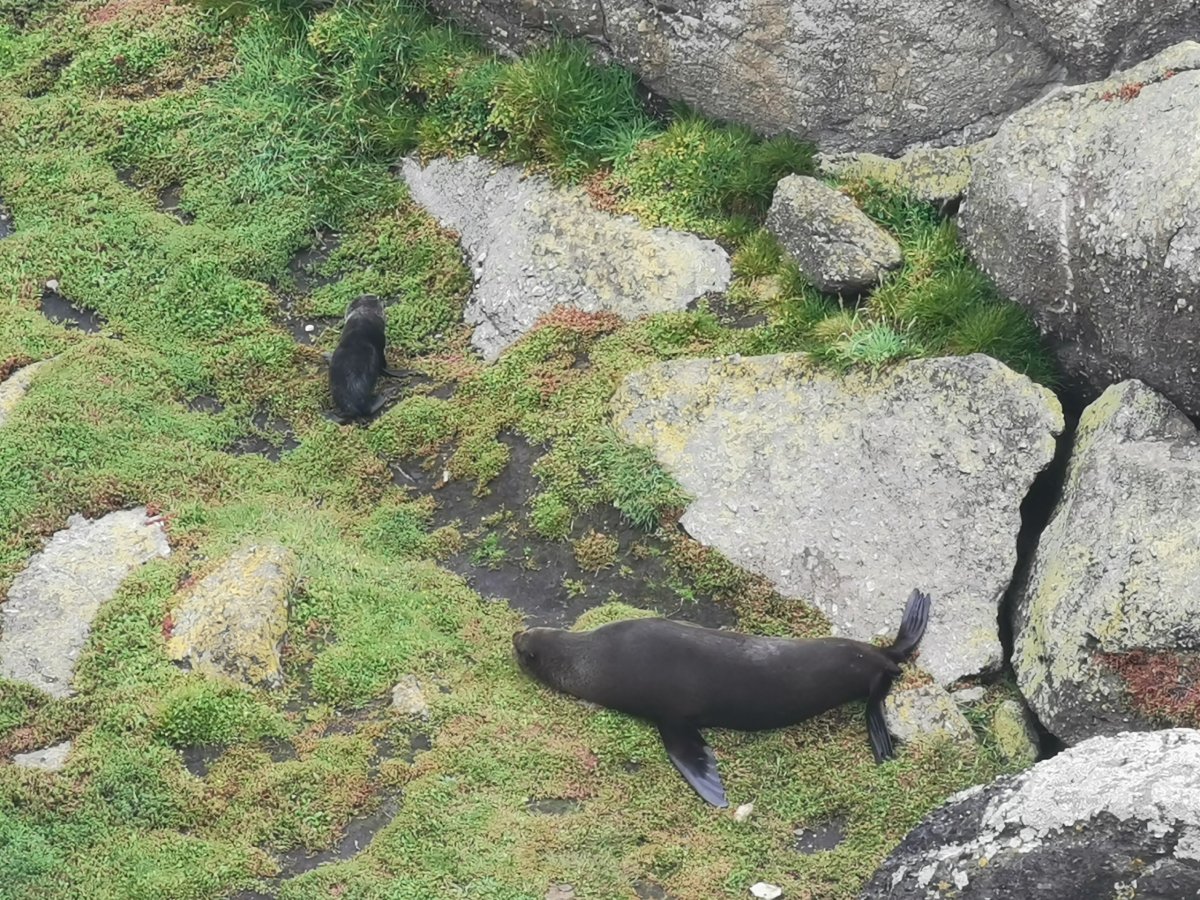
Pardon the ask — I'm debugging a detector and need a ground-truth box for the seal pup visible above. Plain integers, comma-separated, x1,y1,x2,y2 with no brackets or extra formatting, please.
513,588,931,808
327,294,400,422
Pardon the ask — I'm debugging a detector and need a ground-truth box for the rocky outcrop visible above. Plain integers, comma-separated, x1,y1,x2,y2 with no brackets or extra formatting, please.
166,543,296,689
426,1,1061,155
766,176,902,294
862,729,1200,898
884,685,975,747
817,144,986,208
12,741,72,772
1008,0,1200,79
612,353,1063,685
0,359,50,427
0,508,171,698
400,155,730,361
961,43,1200,418
1012,380,1200,746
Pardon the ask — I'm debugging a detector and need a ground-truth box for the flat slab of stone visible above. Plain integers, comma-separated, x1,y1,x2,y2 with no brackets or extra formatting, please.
0,508,171,698
0,359,50,427
12,740,72,772
1012,379,1200,745
612,353,1063,684
817,143,987,207
862,729,1200,898
166,543,296,688
766,176,902,294
400,155,730,361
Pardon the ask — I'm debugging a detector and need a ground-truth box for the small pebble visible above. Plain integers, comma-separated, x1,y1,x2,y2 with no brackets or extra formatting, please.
750,883,782,900
733,802,754,822
304,323,315,333
45,278,59,292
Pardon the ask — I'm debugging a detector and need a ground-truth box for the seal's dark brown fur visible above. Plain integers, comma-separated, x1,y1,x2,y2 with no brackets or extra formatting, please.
513,589,931,807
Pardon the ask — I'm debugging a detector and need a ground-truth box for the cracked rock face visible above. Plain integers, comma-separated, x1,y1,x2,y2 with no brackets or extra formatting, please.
426,0,1061,155
400,154,730,361
862,729,1200,898
1012,380,1200,746
0,508,171,698
766,176,902,294
961,42,1200,419
166,543,296,688
612,352,1063,685
1007,0,1200,79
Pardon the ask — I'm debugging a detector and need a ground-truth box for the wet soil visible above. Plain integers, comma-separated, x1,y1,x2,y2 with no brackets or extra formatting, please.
39,288,105,333
0,200,11,239
279,230,342,345
794,815,847,854
156,183,194,224
394,432,733,629
228,411,299,461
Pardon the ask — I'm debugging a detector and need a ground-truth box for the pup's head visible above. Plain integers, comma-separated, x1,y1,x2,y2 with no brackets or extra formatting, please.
344,294,384,322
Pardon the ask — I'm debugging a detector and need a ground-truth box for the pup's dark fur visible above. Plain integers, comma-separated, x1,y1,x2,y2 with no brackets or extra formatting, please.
513,589,931,807
329,295,388,421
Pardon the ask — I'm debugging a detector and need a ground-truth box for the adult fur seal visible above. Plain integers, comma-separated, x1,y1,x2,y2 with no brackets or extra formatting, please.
328,294,402,421
513,588,931,808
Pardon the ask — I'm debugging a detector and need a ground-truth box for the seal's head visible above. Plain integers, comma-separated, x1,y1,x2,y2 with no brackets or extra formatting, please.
344,294,384,322
512,627,577,691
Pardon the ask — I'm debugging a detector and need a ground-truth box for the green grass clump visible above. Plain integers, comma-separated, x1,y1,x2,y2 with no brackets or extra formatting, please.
156,679,289,747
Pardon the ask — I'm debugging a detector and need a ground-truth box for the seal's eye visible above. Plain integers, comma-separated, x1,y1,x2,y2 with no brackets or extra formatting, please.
523,650,536,663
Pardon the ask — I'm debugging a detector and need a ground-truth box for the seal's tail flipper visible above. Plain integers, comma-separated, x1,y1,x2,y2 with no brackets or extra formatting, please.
886,589,931,663
866,673,896,763
656,723,728,808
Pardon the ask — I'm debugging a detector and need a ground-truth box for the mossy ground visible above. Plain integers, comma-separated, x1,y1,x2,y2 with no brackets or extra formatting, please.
0,2,1049,898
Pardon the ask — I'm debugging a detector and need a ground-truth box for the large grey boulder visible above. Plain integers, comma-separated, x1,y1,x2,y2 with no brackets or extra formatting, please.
166,543,296,688
766,176,902,294
400,155,730,361
1008,0,1200,79
961,43,1200,418
1012,380,1200,746
0,508,171,698
612,353,1063,685
861,729,1200,898
426,1,1061,155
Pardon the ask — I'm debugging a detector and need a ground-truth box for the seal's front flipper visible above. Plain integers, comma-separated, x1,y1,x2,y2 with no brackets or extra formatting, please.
367,393,389,416
656,722,728,808
866,674,896,763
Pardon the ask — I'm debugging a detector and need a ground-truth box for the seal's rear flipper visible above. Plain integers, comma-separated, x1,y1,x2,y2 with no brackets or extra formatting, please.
382,368,411,378
866,684,895,764
886,589,931,663
656,723,728,808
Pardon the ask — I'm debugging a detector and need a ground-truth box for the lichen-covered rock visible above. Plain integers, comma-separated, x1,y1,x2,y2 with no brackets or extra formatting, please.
612,353,1063,684
766,177,902,295
1012,380,1200,745
166,543,296,688
400,154,730,361
961,43,1200,418
0,508,171,698
391,674,429,717
0,359,50,427
817,144,987,207
991,700,1040,767
862,729,1200,898
884,685,975,747
1008,0,1200,79
425,1,1060,155
12,741,72,772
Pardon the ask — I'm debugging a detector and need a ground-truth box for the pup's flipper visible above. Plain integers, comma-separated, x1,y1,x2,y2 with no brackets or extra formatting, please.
367,393,390,416
656,722,728,808
866,673,896,764
382,368,412,378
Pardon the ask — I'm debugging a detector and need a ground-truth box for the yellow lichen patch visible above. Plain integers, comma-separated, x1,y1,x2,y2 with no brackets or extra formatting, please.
166,543,298,689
